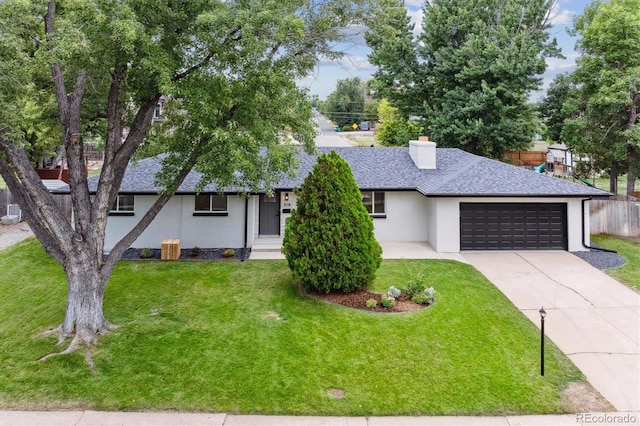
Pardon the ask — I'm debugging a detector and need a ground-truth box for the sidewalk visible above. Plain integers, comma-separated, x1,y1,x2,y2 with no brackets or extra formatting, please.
1,410,638,426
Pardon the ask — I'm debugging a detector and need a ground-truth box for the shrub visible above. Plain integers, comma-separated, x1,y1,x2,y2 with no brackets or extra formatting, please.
222,248,236,258
282,151,382,293
341,125,353,132
140,247,153,259
380,292,395,308
403,278,426,299
366,298,377,308
190,246,201,257
411,293,429,305
388,286,401,299
424,286,436,301
412,287,436,305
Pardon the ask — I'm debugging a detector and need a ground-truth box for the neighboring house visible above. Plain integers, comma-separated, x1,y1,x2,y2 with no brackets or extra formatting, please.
63,139,609,253
546,143,575,177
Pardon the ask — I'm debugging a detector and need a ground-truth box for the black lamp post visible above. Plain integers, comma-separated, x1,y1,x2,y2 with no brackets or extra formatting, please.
539,307,546,376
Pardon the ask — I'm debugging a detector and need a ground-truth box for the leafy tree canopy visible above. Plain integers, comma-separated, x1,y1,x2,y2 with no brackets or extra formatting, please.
562,0,640,195
375,99,422,146
323,77,367,128
0,0,368,352
366,0,560,158
538,73,574,144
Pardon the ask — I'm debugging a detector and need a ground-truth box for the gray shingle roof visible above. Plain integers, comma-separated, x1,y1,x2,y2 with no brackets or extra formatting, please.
77,146,608,197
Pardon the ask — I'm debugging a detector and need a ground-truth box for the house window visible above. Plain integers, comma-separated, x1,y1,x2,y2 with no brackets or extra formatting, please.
361,191,385,217
194,194,228,216
110,194,135,215
153,100,164,121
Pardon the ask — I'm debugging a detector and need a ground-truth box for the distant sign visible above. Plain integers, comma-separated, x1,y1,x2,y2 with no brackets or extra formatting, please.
352,123,358,130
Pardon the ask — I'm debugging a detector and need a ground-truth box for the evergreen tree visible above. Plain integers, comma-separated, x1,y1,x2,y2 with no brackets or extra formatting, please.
538,73,575,143
366,0,560,158
282,151,382,293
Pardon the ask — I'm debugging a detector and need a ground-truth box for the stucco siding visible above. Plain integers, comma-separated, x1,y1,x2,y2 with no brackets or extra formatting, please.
104,194,253,251
372,191,429,242
429,198,460,252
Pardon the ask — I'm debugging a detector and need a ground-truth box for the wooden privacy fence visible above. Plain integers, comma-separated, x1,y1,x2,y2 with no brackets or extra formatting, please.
590,198,640,237
0,188,72,220
503,150,546,166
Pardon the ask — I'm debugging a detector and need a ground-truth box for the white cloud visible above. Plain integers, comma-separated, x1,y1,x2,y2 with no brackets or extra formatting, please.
404,0,425,7
548,2,575,26
408,8,424,38
545,53,579,72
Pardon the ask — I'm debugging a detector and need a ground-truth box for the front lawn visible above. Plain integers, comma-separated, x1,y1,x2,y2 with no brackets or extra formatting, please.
592,234,640,291
0,240,589,415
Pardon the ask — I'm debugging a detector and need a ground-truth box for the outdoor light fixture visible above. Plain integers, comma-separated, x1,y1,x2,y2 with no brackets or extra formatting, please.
539,307,546,376
284,193,289,201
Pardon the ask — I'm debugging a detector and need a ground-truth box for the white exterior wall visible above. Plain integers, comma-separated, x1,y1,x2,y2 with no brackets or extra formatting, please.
272,190,429,242
104,194,257,251
427,197,589,252
373,191,429,242
426,198,459,252
280,191,296,235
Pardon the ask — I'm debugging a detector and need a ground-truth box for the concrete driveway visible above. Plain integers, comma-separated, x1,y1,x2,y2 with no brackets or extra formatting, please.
463,251,640,412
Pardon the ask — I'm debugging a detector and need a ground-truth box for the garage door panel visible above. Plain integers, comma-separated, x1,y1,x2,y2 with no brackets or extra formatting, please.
460,203,568,250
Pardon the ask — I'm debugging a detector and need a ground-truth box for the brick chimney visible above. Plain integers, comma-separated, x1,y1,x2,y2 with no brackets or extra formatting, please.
409,136,436,169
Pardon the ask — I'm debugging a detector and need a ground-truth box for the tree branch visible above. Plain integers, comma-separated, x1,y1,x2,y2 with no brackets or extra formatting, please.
0,136,70,263
100,153,199,280
171,26,242,83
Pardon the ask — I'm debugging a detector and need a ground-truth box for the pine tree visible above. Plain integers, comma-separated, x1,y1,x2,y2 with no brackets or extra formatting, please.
282,151,382,293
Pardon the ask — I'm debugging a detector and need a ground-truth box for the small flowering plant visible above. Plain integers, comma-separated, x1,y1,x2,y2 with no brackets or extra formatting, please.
381,292,395,308
388,286,401,299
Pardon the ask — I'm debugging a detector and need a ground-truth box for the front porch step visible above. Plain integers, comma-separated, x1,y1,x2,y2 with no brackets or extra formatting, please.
251,237,283,252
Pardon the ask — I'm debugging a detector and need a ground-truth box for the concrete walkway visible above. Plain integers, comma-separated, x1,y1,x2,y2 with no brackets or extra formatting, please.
463,251,640,412
250,240,468,261
1,410,637,425
0,222,33,251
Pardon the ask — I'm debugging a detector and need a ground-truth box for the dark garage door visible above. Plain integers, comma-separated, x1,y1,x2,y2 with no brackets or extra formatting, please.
460,203,568,250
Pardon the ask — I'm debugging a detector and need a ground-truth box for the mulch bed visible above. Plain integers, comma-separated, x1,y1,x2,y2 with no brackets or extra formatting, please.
121,248,250,261
301,285,430,313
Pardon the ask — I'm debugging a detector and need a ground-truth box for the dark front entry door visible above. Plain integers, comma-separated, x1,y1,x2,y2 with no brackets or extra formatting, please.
259,194,280,235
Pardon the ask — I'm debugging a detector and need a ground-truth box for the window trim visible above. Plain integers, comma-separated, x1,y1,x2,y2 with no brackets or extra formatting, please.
361,190,386,218
109,194,135,216
193,194,229,217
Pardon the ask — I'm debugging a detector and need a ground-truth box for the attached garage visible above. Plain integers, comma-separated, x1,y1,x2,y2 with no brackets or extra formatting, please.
460,202,568,250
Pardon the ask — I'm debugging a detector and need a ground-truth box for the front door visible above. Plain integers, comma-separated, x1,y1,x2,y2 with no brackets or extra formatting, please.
259,194,280,235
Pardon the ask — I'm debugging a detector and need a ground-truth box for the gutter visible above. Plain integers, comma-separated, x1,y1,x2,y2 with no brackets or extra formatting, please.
243,196,248,261
582,198,617,253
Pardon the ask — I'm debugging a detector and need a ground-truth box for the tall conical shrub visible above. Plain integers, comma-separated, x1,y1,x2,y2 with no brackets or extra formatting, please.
282,151,382,293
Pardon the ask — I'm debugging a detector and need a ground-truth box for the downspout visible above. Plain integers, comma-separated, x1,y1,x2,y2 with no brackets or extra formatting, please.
242,195,248,261
582,198,617,253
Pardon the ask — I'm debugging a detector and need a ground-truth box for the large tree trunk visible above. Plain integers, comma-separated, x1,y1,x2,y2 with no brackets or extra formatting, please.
610,161,618,194
627,146,637,196
59,254,113,345
626,89,638,196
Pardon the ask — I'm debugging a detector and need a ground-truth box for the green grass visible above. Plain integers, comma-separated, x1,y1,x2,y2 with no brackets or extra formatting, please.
345,134,377,147
0,175,5,189
591,174,638,194
0,240,588,415
592,234,640,291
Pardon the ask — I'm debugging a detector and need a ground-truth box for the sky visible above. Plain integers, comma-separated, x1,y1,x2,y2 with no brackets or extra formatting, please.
297,0,588,103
